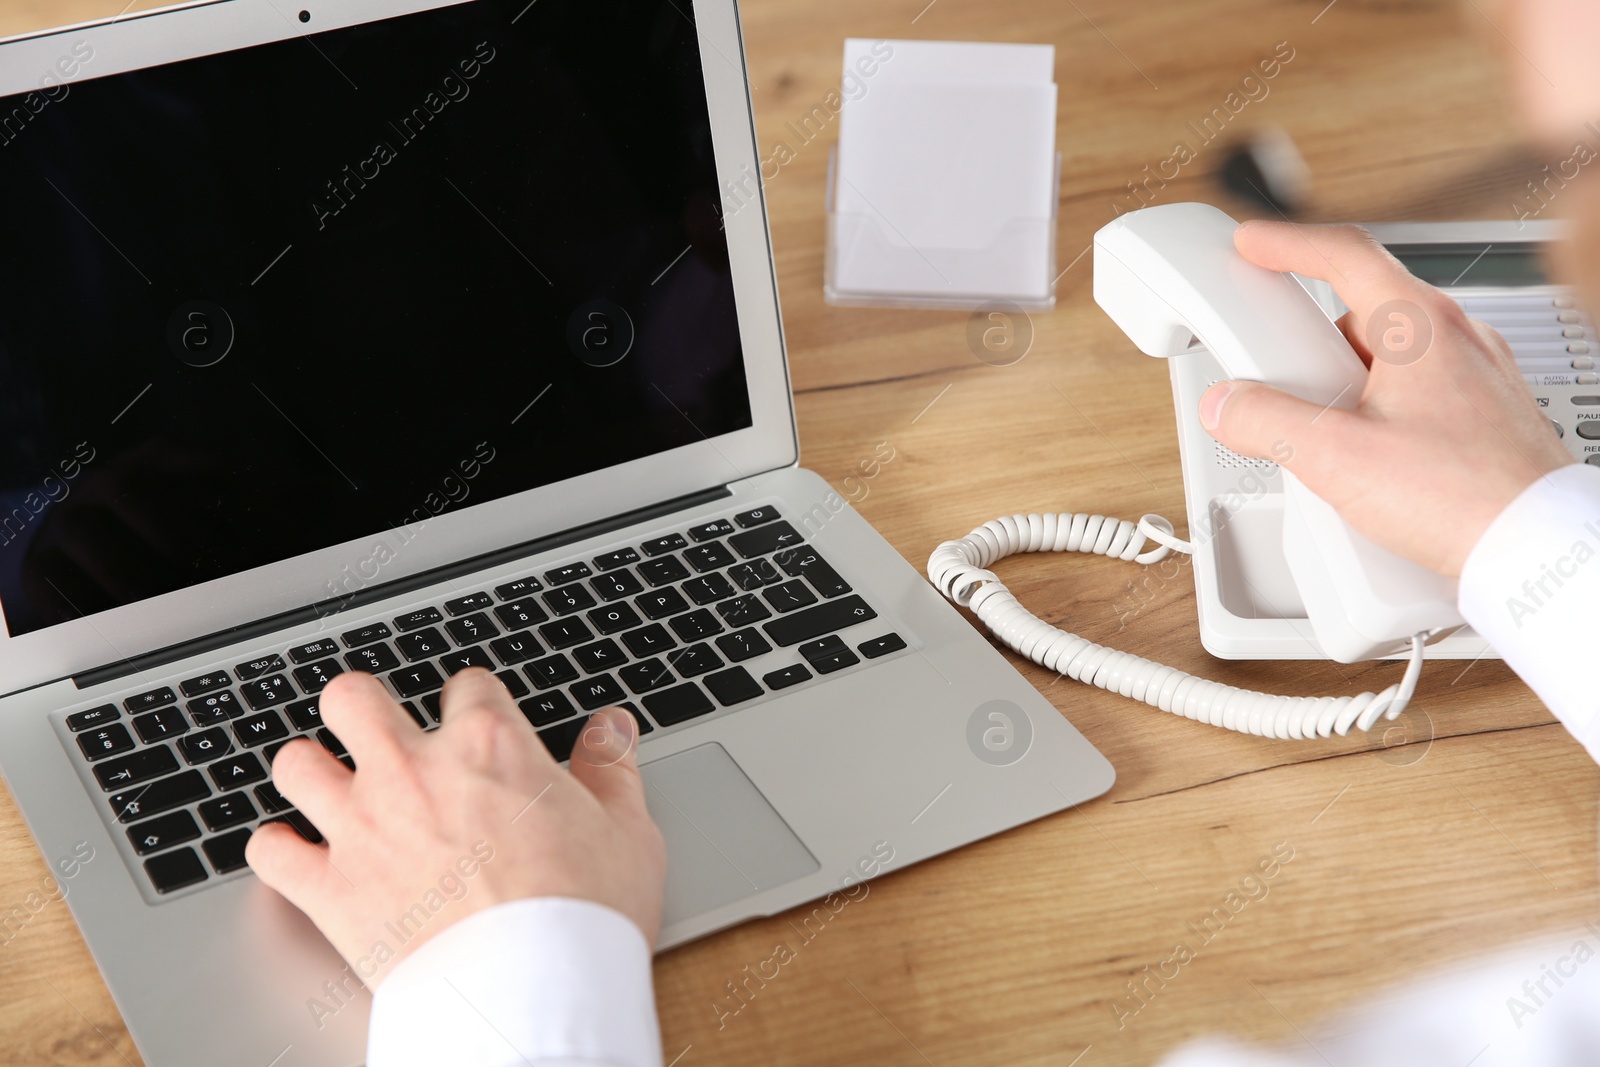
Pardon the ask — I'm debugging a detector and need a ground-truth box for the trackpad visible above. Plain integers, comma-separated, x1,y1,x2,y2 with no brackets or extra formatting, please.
641,743,819,925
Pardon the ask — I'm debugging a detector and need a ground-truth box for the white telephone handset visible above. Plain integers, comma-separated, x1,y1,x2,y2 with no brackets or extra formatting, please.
1092,202,1463,663
927,202,1450,741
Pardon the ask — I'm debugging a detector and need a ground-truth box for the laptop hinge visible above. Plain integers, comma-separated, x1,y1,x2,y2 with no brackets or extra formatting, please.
72,484,732,690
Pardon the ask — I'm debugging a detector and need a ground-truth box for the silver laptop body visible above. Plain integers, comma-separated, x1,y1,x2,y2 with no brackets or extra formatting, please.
0,2,1114,1064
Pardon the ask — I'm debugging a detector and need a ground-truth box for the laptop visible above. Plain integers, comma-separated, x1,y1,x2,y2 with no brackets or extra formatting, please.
0,1,1115,1063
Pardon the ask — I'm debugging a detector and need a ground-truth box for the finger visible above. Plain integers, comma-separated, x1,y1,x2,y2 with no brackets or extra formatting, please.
246,822,341,912
1235,220,1437,326
438,668,557,771
318,671,416,771
270,738,353,838
566,708,648,816
1200,379,1356,474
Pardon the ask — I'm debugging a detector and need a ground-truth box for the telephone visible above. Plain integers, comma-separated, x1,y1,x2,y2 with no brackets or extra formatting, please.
929,203,1580,740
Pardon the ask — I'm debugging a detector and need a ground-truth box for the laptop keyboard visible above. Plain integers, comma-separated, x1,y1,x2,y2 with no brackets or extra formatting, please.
61,505,907,898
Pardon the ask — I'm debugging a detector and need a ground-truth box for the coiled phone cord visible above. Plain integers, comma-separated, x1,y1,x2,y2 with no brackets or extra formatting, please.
927,512,1427,740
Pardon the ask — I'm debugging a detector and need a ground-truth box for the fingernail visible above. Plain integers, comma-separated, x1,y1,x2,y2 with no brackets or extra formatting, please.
1200,381,1238,431
606,708,637,744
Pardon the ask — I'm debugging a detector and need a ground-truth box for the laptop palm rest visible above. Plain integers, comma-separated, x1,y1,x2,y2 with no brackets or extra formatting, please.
641,743,819,925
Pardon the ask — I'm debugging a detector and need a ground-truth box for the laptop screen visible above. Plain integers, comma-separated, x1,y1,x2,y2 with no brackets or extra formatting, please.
0,0,752,638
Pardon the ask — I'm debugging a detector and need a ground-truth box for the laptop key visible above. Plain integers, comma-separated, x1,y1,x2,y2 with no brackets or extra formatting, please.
763,665,812,690
619,659,674,694
670,609,724,642
622,624,676,658
198,792,257,832
537,718,587,762
179,672,231,697
764,580,818,614
187,690,243,726
683,573,736,605
638,557,690,586
538,617,593,650
616,702,656,735
144,848,208,893
177,727,234,765
544,563,592,586
93,746,180,791
234,711,289,748
635,587,690,620
203,828,253,874
573,639,627,674
394,607,443,632
264,811,323,844
717,595,771,628
128,810,203,855
489,632,543,666
444,592,493,615
496,598,548,630
440,646,495,675
288,639,340,664
110,770,209,823
715,628,772,663
704,667,763,707
520,690,577,727
236,654,286,681
66,704,120,732
255,782,292,814
445,613,499,645
242,674,295,711
642,682,716,726
495,576,545,601
124,687,177,714
571,674,627,711
285,698,323,731
316,729,349,757
588,603,642,635
859,633,907,659
688,518,735,542
683,542,737,573
734,506,780,528
133,707,190,744
666,643,723,678
341,622,393,648
396,628,450,662
727,559,782,590
799,635,860,675
389,662,445,697
729,521,803,559
763,596,878,647
641,534,687,557
591,569,644,602
525,654,579,689
421,693,445,723
345,642,401,674
593,548,640,571
778,549,852,598
292,658,344,694
543,584,597,616
496,670,531,699
78,724,135,762
209,753,267,790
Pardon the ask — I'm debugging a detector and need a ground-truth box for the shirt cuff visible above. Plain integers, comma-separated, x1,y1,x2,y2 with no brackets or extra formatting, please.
1458,462,1600,762
367,897,662,1067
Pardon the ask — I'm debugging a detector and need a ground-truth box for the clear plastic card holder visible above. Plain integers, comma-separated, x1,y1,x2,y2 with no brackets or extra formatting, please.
822,145,1061,312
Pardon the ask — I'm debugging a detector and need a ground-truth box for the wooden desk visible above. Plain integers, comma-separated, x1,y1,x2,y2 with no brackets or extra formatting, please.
2,1,1594,1064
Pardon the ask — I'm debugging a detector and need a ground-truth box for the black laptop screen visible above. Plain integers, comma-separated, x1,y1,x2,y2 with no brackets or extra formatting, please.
0,0,754,638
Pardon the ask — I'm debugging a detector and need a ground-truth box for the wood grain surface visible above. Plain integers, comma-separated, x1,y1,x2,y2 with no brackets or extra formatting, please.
0,1,1591,1065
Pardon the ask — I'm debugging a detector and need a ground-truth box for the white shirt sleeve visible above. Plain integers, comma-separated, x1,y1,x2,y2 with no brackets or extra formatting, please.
1456,462,1600,762
1159,465,1600,1067
366,897,662,1067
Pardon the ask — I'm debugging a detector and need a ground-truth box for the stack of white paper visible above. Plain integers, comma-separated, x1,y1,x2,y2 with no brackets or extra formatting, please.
827,39,1059,309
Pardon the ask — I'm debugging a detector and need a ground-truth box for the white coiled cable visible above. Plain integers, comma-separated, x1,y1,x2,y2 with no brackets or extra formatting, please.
927,512,1426,740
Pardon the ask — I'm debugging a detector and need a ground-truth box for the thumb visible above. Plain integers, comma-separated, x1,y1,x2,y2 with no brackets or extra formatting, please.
1199,379,1353,471
566,708,648,815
